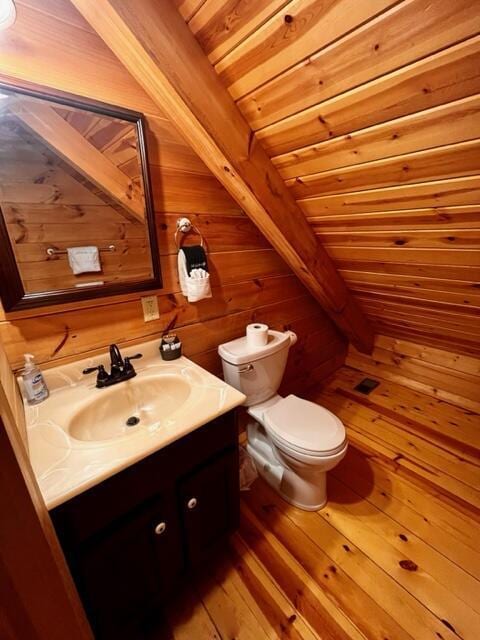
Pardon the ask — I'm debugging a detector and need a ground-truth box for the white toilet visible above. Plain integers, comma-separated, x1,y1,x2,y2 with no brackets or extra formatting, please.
218,327,347,511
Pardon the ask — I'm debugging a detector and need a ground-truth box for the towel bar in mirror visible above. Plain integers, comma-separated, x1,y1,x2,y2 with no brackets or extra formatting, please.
0,81,161,311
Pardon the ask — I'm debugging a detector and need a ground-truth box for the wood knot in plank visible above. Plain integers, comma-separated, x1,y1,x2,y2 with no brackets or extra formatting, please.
399,559,418,571
441,620,456,633
261,503,276,514
52,326,70,356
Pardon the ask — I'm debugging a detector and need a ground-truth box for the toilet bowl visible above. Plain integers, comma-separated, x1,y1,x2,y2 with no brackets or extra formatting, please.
218,328,347,510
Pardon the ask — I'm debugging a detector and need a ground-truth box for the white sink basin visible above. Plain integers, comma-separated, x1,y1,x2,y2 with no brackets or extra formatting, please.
68,373,192,442
24,342,246,510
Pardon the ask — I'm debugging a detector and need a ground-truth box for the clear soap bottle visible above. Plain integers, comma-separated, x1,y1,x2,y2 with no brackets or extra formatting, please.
22,353,49,405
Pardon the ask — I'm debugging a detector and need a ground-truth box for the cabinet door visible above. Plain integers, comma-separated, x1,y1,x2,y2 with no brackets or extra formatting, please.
178,447,239,566
72,493,183,637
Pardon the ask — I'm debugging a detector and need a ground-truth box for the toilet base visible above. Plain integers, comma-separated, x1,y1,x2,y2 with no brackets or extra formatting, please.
247,422,329,511
279,491,327,512
278,467,327,511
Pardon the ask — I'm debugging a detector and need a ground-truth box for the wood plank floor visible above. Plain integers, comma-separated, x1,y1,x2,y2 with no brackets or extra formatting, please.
156,364,480,640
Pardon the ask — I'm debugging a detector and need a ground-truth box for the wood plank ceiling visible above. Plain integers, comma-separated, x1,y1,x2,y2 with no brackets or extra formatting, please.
177,0,480,357
68,0,375,354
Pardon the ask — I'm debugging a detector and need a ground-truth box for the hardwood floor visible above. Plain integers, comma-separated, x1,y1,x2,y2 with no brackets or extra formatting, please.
157,363,480,640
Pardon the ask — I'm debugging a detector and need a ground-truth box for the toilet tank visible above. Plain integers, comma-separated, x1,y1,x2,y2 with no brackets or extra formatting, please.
218,330,296,406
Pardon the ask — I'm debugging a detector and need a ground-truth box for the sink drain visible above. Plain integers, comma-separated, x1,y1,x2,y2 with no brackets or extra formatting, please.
126,416,140,427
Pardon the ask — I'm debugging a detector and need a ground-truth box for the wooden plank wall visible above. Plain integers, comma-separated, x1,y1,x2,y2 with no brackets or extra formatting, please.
347,334,480,412
0,335,27,449
0,0,347,392
182,0,480,357
0,336,92,639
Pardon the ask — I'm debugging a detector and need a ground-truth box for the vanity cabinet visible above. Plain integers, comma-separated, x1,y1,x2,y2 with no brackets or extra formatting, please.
50,411,239,638
71,493,183,631
179,447,239,566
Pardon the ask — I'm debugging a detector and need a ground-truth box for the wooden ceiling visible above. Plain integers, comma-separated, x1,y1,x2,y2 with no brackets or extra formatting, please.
176,0,480,356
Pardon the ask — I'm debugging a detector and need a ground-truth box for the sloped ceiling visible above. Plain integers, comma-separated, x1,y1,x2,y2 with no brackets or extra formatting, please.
176,0,480,357
68,0,375,352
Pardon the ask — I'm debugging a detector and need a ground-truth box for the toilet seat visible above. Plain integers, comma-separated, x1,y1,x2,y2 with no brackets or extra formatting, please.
263,394,346,456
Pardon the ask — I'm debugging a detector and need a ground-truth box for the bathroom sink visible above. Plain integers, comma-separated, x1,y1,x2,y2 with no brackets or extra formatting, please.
68,373,192,442
24,341,246,509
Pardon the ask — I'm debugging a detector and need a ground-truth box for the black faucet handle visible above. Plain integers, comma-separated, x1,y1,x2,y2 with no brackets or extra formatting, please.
124,353,142,374
83,365,103,375
83,366,97,375
82,364,109,387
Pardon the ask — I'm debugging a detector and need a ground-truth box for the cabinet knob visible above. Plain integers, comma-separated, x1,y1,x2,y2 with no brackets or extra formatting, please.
187,497,198,510
154,522,167,535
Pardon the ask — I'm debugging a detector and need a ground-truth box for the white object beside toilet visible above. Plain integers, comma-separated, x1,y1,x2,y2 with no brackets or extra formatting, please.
218,327,347,510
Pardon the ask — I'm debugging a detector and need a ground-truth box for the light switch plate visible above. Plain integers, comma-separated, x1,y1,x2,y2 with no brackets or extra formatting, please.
141,296,159,322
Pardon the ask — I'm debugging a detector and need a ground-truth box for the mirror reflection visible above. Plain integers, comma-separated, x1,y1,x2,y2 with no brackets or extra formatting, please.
0,87,157,301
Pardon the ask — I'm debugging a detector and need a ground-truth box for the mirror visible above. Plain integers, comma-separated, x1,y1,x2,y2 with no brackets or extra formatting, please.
0,84,161,311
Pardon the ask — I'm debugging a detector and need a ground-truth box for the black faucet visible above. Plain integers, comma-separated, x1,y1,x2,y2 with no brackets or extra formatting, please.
83,344,143,388
109,344,124,379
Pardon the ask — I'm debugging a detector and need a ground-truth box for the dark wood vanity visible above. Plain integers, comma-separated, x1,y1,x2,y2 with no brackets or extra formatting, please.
50,411,239,638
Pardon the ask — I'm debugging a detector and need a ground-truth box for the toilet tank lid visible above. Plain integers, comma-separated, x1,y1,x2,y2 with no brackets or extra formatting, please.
218,330,290,366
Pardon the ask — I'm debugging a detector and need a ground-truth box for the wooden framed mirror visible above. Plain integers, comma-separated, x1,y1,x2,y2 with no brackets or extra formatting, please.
0,82,161,312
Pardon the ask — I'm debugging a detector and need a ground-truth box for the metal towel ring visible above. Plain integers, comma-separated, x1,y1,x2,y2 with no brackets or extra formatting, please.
175,217,205,250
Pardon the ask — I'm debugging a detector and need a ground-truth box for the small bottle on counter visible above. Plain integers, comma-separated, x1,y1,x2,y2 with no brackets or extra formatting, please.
21,353,49,405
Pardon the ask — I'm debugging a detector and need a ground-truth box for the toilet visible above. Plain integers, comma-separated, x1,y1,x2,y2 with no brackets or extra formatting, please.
218,328,347,511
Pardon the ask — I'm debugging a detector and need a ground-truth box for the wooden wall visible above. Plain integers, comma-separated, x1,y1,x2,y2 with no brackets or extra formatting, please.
347,334,480,413
0,329,92,639
0,335,26,448
181,0,480,357
0,0,347,390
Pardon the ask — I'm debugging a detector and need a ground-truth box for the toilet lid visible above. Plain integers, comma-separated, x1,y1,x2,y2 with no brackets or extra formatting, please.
263,394,346,455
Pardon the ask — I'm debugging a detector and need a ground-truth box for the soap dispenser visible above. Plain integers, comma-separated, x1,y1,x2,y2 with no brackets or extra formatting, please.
22,353,49,405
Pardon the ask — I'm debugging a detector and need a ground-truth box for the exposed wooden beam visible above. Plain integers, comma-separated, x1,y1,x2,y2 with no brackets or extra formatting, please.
8,99,144,223
70,0,374,352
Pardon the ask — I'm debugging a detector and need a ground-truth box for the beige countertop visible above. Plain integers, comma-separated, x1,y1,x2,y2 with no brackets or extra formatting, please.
23,339,245,510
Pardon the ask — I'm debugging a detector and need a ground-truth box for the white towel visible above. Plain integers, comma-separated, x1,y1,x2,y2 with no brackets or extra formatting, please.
67,246,101,275
187,268,212,302
177,249,189,297
177,251,212,302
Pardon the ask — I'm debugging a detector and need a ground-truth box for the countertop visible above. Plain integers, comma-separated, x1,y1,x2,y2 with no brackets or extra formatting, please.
23,339,245,510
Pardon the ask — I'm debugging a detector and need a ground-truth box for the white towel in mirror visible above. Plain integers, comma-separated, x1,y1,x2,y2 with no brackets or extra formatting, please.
67,246,101,275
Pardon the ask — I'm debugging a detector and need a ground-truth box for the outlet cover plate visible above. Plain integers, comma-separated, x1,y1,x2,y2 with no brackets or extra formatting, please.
141,296,159,322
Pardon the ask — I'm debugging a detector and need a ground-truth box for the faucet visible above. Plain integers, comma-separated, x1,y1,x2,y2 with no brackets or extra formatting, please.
109,344,124,379
83,344,143,388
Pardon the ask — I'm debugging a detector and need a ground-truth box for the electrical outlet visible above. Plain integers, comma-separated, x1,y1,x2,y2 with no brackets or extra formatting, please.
141,296,159,322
